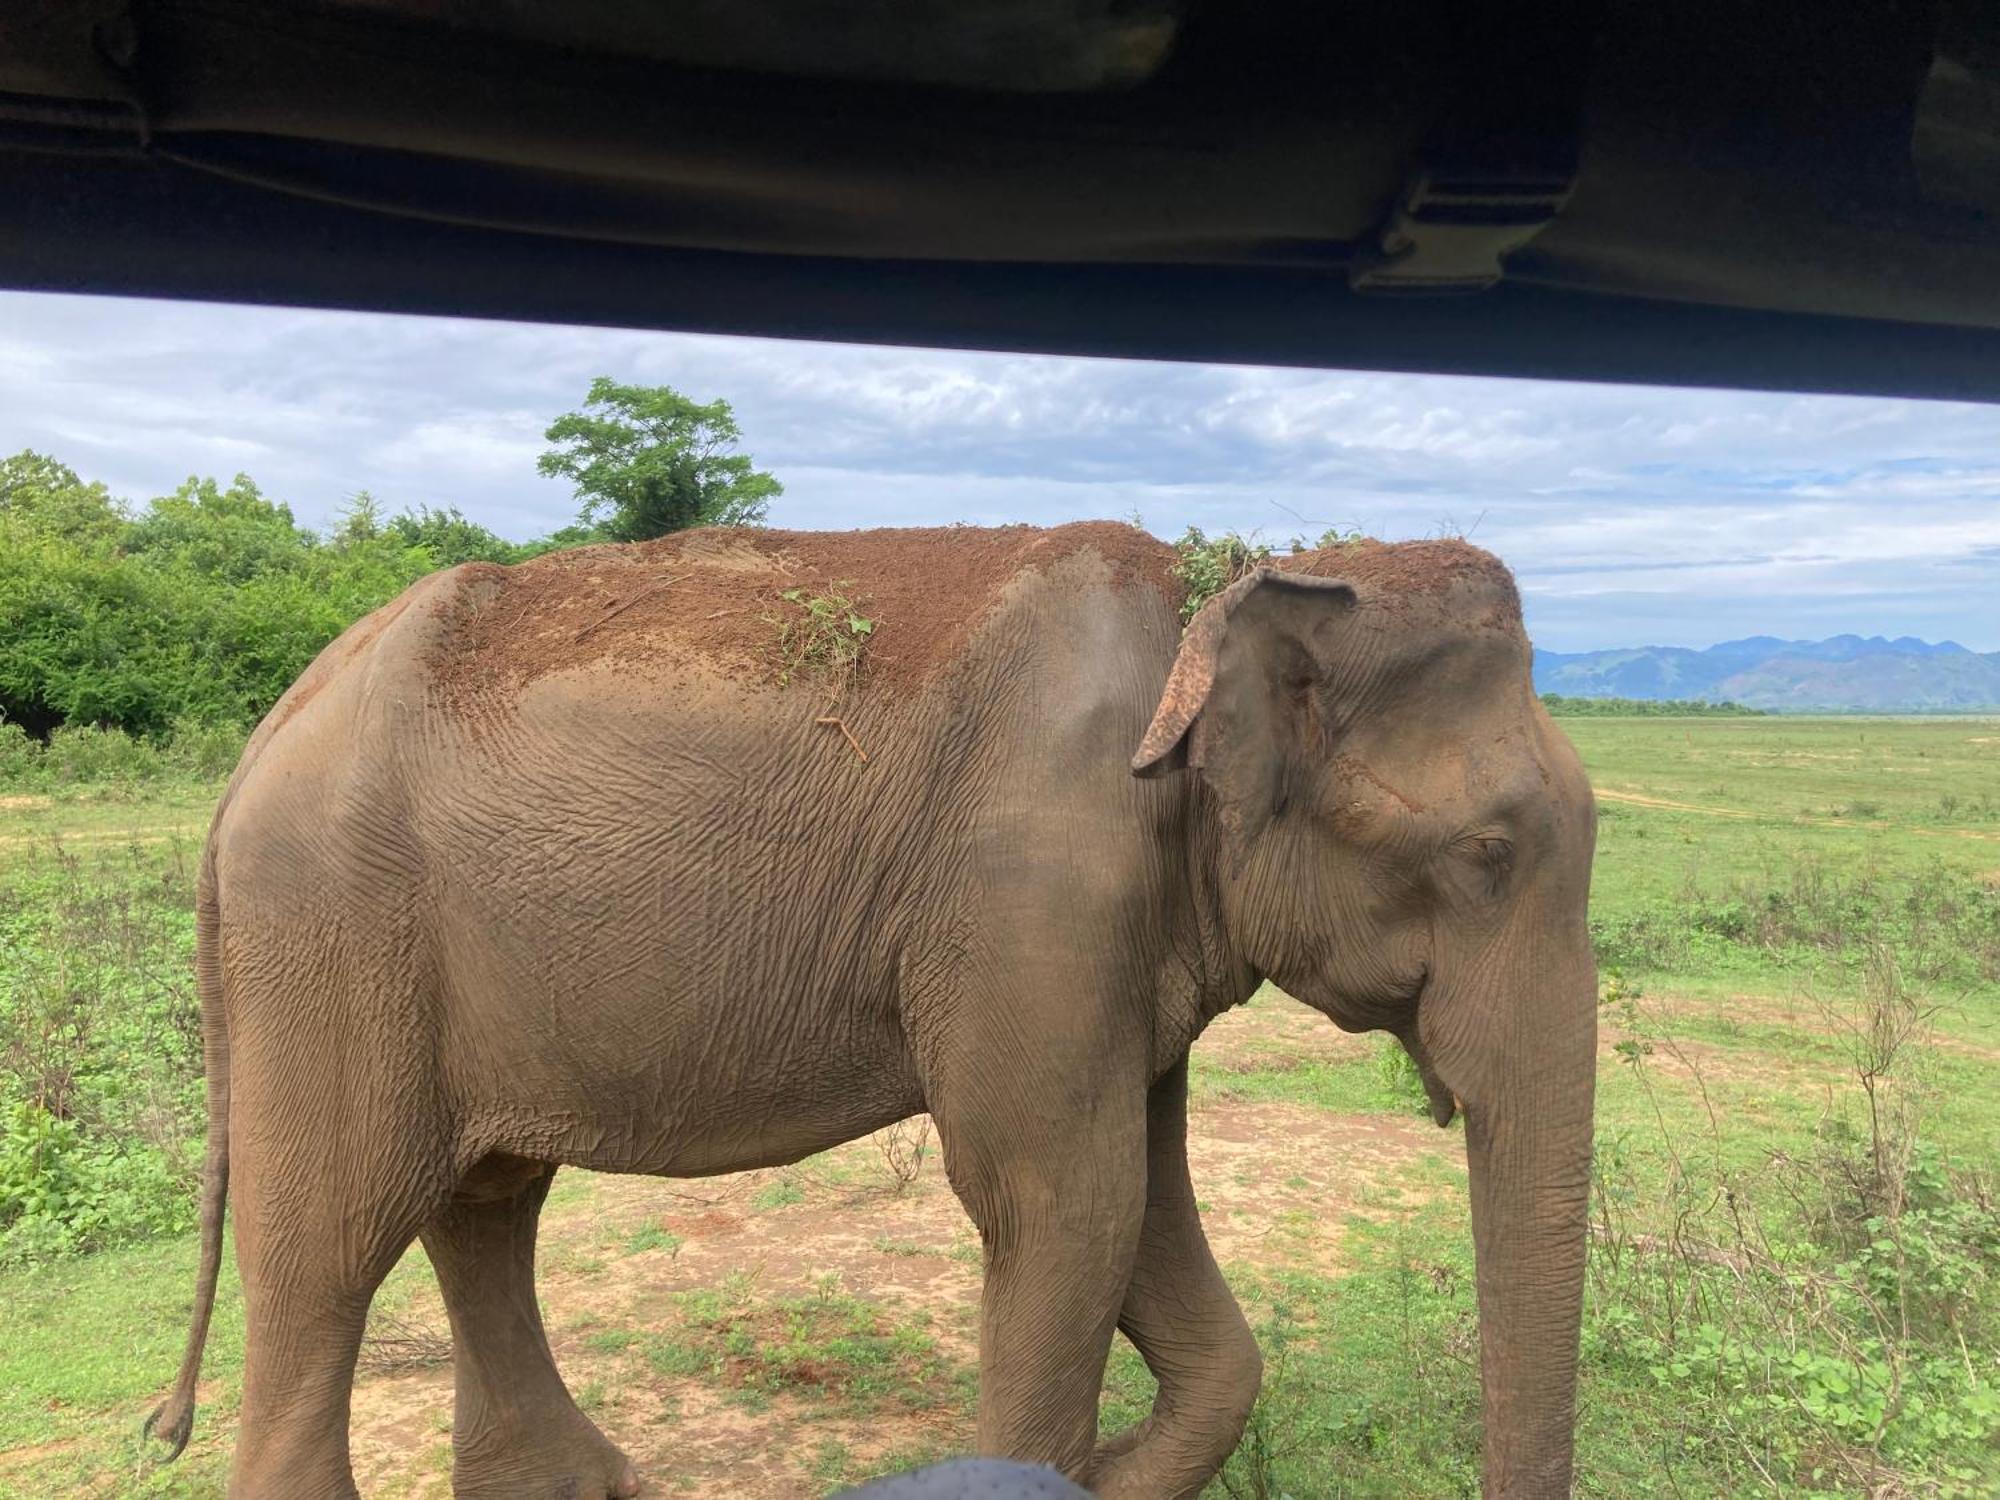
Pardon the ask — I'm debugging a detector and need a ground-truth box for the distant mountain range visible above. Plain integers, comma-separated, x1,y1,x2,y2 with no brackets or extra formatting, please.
1532,635,2000,712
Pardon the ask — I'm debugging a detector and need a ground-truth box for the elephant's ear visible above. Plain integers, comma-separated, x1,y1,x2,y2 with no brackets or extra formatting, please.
1131,567,1357,833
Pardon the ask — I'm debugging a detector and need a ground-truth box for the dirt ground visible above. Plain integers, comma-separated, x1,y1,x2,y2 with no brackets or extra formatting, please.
339,999,1452,1498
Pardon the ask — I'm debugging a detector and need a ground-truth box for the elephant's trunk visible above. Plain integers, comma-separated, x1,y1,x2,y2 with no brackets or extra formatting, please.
1463,1080,1592,1496
1428,929,1596,1497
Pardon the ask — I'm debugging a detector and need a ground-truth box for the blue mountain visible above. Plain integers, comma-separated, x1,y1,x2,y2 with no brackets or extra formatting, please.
1531,635,1999,711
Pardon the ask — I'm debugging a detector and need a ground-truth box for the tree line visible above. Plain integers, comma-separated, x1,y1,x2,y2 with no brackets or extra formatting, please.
1539,694,1766,717
0,380,780,740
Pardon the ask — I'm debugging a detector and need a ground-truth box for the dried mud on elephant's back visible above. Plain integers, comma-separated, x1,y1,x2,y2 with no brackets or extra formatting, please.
1282,538,1523,632
425,521,1182,719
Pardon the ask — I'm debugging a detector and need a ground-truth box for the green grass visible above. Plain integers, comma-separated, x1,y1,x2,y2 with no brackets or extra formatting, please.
750,1178,805,1212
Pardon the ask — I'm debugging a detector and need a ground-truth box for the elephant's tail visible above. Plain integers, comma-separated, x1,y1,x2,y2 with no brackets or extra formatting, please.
145,840,231,1461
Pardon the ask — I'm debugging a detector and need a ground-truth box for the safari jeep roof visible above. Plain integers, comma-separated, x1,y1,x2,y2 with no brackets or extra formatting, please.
4,1,1999,400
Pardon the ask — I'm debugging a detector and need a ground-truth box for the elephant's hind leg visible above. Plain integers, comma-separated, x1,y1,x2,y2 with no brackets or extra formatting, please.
423,1156,639,1500
1089,1058,1262,1500
227,1083,448,1498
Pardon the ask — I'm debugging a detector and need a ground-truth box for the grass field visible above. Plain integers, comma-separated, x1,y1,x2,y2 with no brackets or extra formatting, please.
2,717,1996,1497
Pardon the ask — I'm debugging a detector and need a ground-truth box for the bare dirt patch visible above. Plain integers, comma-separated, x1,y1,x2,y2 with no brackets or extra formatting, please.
1194,992,1376,1074
342,1042,1450,1497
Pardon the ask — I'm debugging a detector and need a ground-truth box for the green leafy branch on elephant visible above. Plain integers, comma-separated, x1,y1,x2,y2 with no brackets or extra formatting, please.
1170,526,1370,621
767,582,875,696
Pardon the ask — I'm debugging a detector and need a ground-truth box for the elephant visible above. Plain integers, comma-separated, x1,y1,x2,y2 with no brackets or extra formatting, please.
146,521,1597,1499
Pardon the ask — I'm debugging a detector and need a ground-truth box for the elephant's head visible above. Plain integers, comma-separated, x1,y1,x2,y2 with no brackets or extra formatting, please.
1133,541,1596,1498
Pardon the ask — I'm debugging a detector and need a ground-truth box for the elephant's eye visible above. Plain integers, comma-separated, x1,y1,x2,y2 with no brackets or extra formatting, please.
1452,834,1516,894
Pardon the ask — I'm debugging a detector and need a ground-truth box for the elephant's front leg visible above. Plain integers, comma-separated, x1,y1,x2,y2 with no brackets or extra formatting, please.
1089,1056,1263,1500
931,1027,1150,1480
421,1156,639,1500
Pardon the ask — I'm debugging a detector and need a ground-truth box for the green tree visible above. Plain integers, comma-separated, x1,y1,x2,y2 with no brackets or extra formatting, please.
384,504,529,566
0,451,125,543
537,378,781,542
120,474,317,583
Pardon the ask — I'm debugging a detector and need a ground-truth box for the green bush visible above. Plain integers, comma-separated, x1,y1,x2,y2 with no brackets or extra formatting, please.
0,718,248,791
0,456,445,739
43,724,161,784
0,1103,194,1264
0,838,203,1265
0,719,37,781
163,716,247,780
1591,857,2000,990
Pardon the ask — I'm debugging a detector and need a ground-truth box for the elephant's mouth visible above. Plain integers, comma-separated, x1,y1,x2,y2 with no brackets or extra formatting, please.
1392,1022,1459,1128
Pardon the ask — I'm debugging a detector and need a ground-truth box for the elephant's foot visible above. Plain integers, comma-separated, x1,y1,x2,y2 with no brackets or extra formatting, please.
1085,1416,1155,1477
452,1407,640,1500
1085,1397,1253,1500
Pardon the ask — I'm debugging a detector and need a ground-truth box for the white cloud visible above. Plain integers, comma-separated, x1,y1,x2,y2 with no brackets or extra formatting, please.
1,289,1995,652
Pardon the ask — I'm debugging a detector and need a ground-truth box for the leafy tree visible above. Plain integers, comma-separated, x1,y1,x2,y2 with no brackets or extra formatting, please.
0,455,444,738
385,504,530,566
0,451,124,543
120,474,318,584
537,378,781,542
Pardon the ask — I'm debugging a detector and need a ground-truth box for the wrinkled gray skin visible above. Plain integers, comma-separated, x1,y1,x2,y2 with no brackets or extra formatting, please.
147,526,1596,1499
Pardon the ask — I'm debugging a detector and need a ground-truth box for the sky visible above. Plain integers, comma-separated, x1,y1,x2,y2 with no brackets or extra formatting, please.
3,289,1997,654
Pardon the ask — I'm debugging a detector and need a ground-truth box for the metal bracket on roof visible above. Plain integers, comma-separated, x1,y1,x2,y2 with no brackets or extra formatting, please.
1352,0,1596,295
1349,161,1575,295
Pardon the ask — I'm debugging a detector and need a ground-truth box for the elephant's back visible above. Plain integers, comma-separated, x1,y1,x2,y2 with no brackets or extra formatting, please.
418,520,1180,726
208,520,1186,905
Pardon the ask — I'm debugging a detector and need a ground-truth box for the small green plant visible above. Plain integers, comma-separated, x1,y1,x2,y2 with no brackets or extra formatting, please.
1372,1035,1434,1116
624,1221,683,1257
751,1177,805,1212
872,1115,932,1193
644,1335,713,1378
809,1438,854,1488
1214,1300,1329,1500
1296,525,1367,551
769,582,874,691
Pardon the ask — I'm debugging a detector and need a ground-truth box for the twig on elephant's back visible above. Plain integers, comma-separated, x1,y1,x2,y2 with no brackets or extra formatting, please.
573,574,685,641
815,716,869,762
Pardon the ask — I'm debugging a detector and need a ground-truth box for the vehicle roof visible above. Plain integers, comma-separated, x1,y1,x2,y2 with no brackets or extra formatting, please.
5,1,1998,399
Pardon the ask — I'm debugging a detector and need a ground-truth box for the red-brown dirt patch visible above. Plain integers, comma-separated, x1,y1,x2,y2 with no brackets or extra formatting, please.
426,521,1180,717
1282,539,1523,630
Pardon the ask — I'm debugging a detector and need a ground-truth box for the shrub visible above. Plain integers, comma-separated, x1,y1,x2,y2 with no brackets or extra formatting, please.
1592,856,2000,990
163,716,247,780
1170,528,1276,620
0,718,38,782
1585,967,2000,1493
0,837,203,1264
43,723,161,783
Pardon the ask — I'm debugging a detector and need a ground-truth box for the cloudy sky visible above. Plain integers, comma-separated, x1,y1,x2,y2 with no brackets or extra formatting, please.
4,289,1996,653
